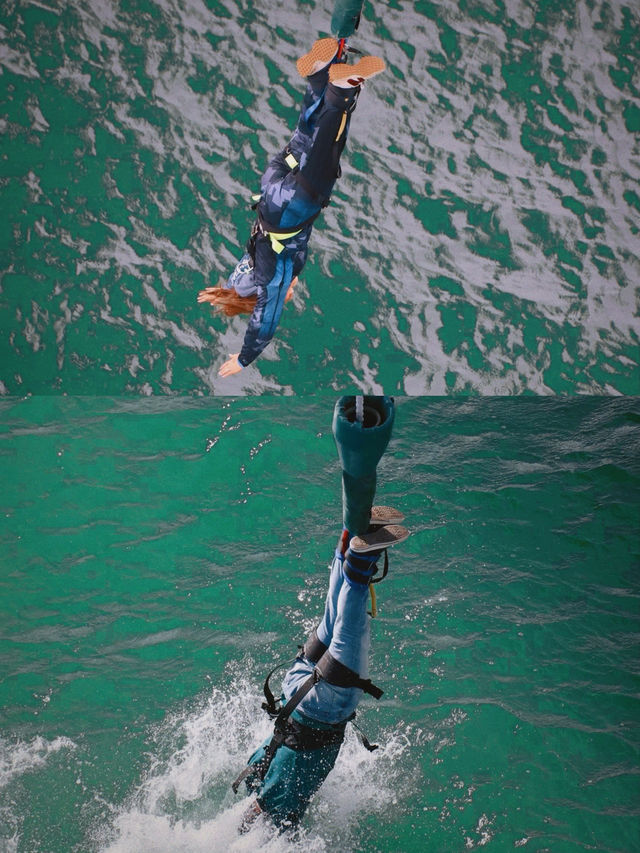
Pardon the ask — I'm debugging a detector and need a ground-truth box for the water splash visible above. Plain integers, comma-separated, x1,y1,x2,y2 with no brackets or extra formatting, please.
0,735,77,852
95,665,417,852
0,734,77,789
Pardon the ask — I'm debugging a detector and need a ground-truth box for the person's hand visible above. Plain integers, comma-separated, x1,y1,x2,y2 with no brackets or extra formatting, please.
219,354,243,377
285,276,299,303
197,287,217,304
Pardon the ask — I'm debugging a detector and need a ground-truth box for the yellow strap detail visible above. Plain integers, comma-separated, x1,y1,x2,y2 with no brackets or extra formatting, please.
251,193,262,202
335,112,347,142
285,153,298,170
369,583,377,618
267,228,302,254
270,236,285,254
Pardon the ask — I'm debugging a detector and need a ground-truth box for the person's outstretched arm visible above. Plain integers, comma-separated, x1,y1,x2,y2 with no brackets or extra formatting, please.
237,253,292,370
219,236,307,375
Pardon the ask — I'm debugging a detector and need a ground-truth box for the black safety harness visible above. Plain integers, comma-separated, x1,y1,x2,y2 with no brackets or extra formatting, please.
246,150,333,262
232,541,390,795
232,633,382,795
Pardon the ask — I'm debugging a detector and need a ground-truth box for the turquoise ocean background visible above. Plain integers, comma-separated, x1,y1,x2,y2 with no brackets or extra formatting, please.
1,396,639,852
1,0,639,395
2,0,639,850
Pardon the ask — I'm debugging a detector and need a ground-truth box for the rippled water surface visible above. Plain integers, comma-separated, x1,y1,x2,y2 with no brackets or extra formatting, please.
1,0,639,393
1,396,639,851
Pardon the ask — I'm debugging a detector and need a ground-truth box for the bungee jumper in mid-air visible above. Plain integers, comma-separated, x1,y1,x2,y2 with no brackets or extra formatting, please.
199,15,385,376
232,396,411,831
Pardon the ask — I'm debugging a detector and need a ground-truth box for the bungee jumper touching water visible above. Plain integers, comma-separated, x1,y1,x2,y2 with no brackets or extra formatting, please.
233,396,411,832
198,8,386,376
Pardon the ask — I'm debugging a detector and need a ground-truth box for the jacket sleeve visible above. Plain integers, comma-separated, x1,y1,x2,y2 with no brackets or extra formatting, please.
238,254,293,367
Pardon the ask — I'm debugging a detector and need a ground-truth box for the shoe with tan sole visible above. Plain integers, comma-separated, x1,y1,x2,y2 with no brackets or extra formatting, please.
296,37,340,77
329,55,385,87
370,506,405,525
350,524,410,553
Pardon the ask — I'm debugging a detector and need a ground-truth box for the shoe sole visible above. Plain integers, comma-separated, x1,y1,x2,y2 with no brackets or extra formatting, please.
329,55,385,84
370,505,405,525
350,524,410,553
297,37,339,78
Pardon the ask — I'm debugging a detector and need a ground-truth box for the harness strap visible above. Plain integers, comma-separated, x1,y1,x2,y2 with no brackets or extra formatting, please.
351,719,379,753
303,87,327,124
233,646,383,794
232,670,321,794
268,231,301,255
335,111,348,143
344,551,379,586
369,582,377,618
274,669,322,726
261,659,292,717
257,209,320,241
282,716,346,750
249,167,320,254
368,550,389,617
315,650,384,700
231,756,264,794
369,549,389,584
303,629,328,664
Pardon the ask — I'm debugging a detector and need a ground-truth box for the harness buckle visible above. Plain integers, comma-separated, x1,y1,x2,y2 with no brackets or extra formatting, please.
261,699,281,719
284,151,299,171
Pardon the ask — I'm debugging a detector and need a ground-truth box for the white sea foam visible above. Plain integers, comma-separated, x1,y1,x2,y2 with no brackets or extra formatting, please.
0,734,76,789
0,735,77,853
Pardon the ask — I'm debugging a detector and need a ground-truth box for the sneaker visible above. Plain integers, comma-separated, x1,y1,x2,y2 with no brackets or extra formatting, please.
329,55,385,87
350,525,410,554
370,506,405,526
297,37,340,78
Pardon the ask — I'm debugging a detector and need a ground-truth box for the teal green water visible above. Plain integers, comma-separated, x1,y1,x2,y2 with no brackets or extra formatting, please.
1,397,639,852
1,1,639,394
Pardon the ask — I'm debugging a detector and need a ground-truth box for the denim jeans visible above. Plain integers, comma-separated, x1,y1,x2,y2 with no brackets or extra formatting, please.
281,550,371,724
